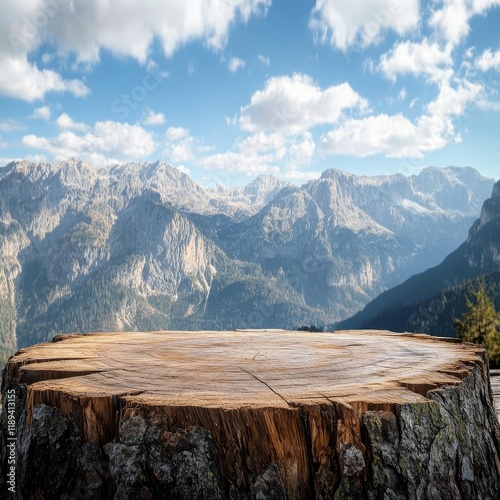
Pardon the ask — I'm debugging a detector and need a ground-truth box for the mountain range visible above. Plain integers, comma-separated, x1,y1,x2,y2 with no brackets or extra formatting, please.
0,159,495,362
339,178,500,335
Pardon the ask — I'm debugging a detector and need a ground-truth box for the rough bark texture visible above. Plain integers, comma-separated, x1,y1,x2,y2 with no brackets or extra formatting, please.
491,369,500,423
1,329,500,499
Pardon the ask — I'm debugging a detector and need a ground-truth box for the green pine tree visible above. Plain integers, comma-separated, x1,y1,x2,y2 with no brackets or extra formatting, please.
454,281,500,364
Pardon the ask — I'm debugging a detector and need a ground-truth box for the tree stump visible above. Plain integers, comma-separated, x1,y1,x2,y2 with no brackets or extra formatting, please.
1,329,500,499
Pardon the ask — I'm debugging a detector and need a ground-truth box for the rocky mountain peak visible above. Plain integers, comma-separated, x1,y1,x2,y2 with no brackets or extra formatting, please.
492,180,500,198
243,174,281,194
464,179,500,270
319,168,355,181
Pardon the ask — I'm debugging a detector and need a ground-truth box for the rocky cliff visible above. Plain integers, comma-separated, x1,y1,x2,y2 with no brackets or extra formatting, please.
339,179,500,334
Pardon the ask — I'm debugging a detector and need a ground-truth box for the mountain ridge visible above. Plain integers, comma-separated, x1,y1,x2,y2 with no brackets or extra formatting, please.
338,179,500,333
0,160,495,361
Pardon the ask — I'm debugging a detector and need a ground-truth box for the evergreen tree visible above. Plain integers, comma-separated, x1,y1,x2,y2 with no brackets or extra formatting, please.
454,281,500,364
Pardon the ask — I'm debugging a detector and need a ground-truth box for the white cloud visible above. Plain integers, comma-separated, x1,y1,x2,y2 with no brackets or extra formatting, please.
429,0,500,46
164,127,210,163
288,132,316,165
200,131,317,178
0,119,26,132
235,131,287,157
379,39,453,83
257,54,270,66
309,0,420,51
22,121,156,167
55,113,88,131
166,126,190,141
476,49,500,71
239,73,368,134
320,113,448,158
0,0,270,101
0,56,89,102
2,0,271,62
0,157,21,166
281,167,321,181
31,105,51,120
199,150,280,176
428,0,470,46
425,80,482,118
176,165,191,176
228,57,246,73
142,108,166,126
320,79,482,158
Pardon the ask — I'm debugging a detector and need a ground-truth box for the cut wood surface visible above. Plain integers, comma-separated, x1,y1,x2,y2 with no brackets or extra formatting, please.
4,329,500,499
8,329,485,405
7,330,487,435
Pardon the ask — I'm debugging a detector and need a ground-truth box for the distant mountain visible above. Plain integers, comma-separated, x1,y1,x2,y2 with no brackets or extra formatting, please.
0,160,494,362
338,179,500,335
218,167,494,316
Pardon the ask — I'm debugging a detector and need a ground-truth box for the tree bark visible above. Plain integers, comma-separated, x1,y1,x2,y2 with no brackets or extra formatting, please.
1,329,499,499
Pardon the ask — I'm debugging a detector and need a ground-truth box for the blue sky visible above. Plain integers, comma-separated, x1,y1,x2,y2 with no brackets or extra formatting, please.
1,0,500,186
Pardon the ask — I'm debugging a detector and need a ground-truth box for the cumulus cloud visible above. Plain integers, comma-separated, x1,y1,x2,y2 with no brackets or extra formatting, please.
200,131,316,177
199,150,280,176
288,132,316,166
320,79,482,158
235,131,287,157
476,49,500,71
238,74,368,134
429,0,500,46
309,0,420,51
379,39,453,83
0,56,89,102
228,57,246,72
166,126,190,142
142,108,166,126
425,80,482,118
3,0,271,61
55,113,88,131
164,126,211,163
0,0,270,101
428,0,470,46
320,113,448,158
280,167,321,181
31,105,51,120
22,120,156,166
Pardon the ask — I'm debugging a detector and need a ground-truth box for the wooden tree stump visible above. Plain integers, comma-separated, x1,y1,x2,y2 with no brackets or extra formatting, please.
2,330,500,499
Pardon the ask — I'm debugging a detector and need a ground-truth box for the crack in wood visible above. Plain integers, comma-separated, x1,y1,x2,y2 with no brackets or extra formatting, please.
239,367,291,407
